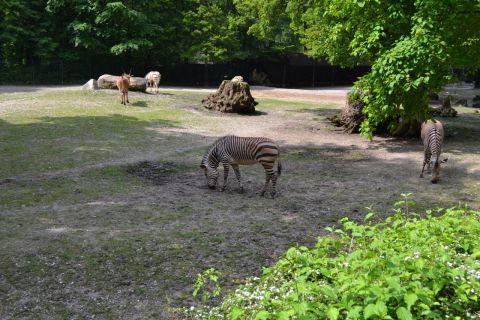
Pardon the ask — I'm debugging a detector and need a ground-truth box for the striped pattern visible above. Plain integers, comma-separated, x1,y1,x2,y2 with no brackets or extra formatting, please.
200,135,282,198
420,119,445,183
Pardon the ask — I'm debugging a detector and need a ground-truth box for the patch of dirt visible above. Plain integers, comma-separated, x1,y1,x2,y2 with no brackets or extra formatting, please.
126,161,177,185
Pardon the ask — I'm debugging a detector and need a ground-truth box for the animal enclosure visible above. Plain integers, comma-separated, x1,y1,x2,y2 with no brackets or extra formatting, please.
0,87,479,318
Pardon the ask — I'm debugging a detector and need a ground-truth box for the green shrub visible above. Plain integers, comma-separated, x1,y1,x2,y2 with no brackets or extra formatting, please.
187,199,480,319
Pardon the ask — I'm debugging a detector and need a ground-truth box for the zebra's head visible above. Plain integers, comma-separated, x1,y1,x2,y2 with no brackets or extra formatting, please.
200,162,219,189
431,157,448,184
201,143,220,189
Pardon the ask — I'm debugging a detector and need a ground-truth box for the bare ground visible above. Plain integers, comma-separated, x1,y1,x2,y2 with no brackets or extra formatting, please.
0,85,479,319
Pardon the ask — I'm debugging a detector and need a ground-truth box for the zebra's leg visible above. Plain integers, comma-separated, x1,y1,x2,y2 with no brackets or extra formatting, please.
221,162,229,191
420,151,430,178
270,172,278,198
231,164,244,192
260,163,274,197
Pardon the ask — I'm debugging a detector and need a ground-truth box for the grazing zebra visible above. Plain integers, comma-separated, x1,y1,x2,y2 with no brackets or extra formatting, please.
420,119,448,183
200,135,282,198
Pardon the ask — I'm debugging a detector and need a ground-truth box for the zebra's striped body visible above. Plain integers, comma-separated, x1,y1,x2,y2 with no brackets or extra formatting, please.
200,135,282,198
420,119,446,183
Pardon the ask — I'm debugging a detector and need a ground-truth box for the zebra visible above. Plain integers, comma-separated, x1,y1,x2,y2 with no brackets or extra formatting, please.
200,135,282,198
420,119,448,183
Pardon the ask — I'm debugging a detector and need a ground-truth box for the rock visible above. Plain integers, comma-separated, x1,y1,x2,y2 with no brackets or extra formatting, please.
97,74,147,92
201,80,257,113
81,79,98,90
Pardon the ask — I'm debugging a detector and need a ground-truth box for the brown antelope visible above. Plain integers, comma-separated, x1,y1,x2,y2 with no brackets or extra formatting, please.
115,72,131,105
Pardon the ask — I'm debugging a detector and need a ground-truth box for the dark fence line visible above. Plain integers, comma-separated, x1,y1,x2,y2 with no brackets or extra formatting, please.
2,56,478,88
0,58,370,88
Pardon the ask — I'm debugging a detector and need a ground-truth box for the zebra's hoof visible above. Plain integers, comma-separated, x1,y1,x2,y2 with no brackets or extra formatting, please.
431,179,438,184
259,191,265,197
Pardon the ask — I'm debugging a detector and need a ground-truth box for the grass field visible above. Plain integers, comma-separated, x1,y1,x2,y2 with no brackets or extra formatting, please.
1,88,479,318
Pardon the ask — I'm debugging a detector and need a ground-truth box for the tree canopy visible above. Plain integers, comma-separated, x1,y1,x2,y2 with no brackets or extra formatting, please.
237,0,480,136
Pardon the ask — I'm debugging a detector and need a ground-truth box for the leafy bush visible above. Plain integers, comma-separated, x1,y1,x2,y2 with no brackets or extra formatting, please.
187,199,480,319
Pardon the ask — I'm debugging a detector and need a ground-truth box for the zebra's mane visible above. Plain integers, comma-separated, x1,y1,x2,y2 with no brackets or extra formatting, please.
201,140,221,167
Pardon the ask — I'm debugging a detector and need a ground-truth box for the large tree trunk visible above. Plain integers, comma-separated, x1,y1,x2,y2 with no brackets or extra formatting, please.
391,119,421,137
201,80,257,113
329,91,365,133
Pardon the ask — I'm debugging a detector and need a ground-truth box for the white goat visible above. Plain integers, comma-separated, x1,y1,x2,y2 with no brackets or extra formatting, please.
145,71,161,93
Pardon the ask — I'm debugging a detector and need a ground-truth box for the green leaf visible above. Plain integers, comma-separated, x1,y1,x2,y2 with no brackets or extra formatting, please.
396,307,413,320
363,304,376,319
327,306,339,320
230,307,244,320
404,293,418,310
254,310,270,320
374,301,388,317
293,302,308,315
276,311,292,320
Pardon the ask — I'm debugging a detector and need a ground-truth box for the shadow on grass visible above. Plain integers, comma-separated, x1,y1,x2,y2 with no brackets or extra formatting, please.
238,110,268,116
291,107,341,118
0,117,479,319
130,100,148,108
0,114,182,179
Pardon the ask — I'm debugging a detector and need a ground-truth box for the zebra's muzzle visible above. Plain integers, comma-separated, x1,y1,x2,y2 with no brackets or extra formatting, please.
208,185,216,190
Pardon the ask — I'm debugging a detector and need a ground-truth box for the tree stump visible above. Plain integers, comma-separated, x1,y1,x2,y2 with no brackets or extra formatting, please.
431,95,458,117
201,80,258,113
329,90,365,133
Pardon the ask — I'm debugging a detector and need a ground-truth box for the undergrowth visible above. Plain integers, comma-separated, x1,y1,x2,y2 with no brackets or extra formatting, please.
187,196,480,319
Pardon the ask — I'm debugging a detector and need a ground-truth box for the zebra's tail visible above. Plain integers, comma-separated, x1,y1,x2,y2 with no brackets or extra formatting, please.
277,158,282,176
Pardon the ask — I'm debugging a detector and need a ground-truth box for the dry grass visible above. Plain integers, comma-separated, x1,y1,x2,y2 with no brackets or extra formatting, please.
0,87,479,318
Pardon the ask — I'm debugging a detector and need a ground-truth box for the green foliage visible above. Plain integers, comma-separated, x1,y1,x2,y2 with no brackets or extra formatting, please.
240,0,480,137
0,0,57,65
46,0,192,61
182,0,240,62
187,200,480,319
193,268,223,304
233,0,302,57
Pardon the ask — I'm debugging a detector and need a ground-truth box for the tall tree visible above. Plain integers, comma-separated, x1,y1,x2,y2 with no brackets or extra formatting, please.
239,0,480,137
46,0,194,64
1,0,57,67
